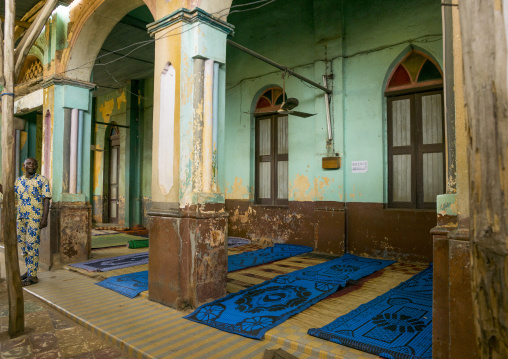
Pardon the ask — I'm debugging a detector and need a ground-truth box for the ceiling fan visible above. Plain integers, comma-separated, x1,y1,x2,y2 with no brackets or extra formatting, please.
278,75,316,118
278,97,315,118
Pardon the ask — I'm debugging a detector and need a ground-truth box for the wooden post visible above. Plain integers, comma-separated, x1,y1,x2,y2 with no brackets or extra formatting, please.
2,0,24,337
459,0,508,357
0,20,4,87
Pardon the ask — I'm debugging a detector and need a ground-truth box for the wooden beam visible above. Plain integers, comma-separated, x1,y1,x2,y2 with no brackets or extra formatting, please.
20,0,45,22
2,0,25,337
14,0,58,78
0,17,31,28
459,0,508,357
13,1,46,39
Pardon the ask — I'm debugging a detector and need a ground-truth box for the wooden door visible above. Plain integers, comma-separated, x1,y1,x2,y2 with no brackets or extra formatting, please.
109,127,120,223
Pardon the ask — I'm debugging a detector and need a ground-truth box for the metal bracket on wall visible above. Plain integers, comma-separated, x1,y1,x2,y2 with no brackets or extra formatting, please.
227,40,332,95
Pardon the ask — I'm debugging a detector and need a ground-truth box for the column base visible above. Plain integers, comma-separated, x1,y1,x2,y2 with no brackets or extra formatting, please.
431,225,478,358
39,201,91,270
148,204,228,309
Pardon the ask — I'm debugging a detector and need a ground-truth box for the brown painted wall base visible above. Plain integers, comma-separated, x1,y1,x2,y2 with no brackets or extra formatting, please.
40,202,91,270
226,200,434,261
148,207,228,310
225,200,345,255
347,203,435,262
432,225,478,359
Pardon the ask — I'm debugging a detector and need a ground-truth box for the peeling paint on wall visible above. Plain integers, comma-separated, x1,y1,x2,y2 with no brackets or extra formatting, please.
99,99,114,122
93,145,102,192
437,193,458,216
20,132,28,153
315,176,335,200
210,229,225,247
116,91,126,109
290,174,313,201
225,177,249,199
288,175,338,201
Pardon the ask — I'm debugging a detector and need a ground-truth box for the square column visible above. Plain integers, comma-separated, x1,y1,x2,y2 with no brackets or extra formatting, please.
39,77,94,270
147,8,234,309
431,3,477,357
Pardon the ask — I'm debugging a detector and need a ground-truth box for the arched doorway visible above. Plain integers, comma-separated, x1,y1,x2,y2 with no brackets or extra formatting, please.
88,4,155,227
385,50,444,209
254,86,288,206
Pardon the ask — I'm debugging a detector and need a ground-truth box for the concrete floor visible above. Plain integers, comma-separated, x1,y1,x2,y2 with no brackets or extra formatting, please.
0,250,133,359
1,241,428,358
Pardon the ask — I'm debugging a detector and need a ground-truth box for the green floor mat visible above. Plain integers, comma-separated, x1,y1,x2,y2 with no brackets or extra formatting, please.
127,239,149,249
91,234,145,249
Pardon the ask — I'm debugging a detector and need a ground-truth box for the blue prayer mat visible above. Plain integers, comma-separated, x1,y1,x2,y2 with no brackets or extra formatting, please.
184,254,395,339
69,252,149,272
308,265,433,359
228,244,313,272
228,237,251,247
95,243,312,298
96,271,149,298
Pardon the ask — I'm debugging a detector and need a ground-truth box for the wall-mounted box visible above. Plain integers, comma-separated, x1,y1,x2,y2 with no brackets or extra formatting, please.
322,156,341,170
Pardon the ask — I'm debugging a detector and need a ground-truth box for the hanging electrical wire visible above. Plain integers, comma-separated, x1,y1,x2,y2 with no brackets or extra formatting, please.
37,0,279,81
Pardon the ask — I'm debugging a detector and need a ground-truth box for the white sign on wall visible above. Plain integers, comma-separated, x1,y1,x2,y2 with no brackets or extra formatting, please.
352,161,368,173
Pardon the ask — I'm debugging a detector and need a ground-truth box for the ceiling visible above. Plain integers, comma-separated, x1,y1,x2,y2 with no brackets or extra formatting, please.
91,6,155,97
1,1,154,98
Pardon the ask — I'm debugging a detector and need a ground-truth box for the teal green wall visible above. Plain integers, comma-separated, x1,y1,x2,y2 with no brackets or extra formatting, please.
141,78,153,201
43,7,69,67
224,0,442,203
51,85,92,203
343,0,442,204
19,111,39,173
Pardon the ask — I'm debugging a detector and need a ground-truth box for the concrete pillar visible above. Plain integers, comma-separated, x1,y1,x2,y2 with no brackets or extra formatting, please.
69,108,78,194
146,8,234,309
431,2,478,358
39,77,94,270
202,59,214,192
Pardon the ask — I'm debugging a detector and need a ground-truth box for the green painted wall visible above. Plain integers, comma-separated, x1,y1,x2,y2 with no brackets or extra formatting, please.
224,0,442,203
18,111,40,174
43,7,69,67
51,85,92,203
141,77,153,221
343,0,442,203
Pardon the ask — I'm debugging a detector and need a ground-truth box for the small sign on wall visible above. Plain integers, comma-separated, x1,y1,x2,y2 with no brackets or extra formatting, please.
352,161,368,173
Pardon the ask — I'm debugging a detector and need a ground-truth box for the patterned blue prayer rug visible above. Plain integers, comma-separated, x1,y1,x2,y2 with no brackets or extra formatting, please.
68,252,149,272
308,265,433,359
96,271,149,298
184,254,394,339
95,244,312,298
228,244,313,272
228,237,251,247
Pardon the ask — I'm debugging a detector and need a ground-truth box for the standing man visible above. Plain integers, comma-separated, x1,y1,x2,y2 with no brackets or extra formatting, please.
0,157,51,286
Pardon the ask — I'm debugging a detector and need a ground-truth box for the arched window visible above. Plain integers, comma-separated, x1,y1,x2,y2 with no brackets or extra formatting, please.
386,51,444,209
255,87,288,205
255,87,286,114
18,55,43,84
